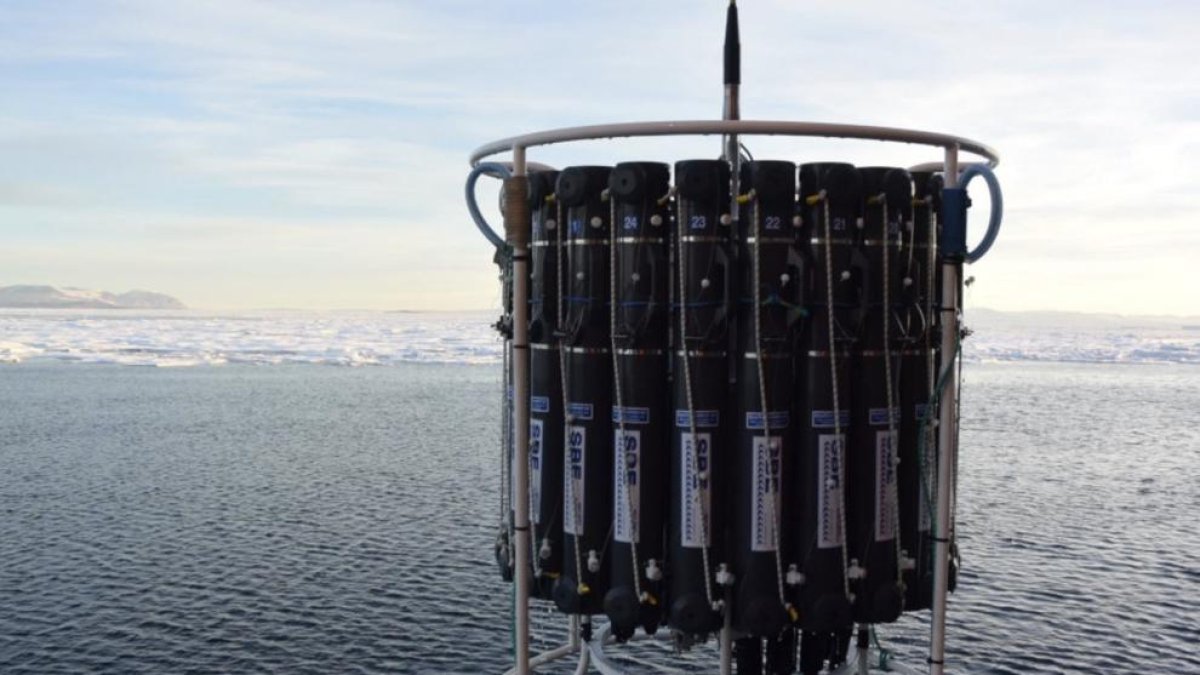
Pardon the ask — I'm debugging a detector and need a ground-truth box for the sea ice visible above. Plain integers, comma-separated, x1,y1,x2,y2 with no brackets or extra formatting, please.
0,308,1194,367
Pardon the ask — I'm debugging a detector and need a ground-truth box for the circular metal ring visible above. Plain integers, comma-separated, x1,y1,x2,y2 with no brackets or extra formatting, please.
469,119,999,169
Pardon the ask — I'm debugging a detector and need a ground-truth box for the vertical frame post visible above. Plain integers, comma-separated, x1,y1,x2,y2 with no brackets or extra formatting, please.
928,144,960,675
508,145,533,675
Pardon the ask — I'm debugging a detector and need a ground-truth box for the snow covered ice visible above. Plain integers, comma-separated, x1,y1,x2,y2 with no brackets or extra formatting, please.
0,308,1195,367
0,310,503,367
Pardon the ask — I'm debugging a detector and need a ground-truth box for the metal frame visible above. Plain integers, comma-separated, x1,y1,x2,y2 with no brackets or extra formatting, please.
470,119,998,168
481,119,997,675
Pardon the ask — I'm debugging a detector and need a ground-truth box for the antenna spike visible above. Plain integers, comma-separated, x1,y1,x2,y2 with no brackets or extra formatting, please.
724,0,741,86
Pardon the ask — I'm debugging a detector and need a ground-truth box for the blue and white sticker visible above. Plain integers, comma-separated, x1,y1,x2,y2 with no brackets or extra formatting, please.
875,430,898,542
676,409,720,428
612,406,650,425
531,396,551,414
681,432,712,548
530,419,544,524
752,436,782,552
817,433,845,549
564,425,586,536
567,402,594,421
614,429,641,543
811,409,851,429
746,410,790,430
869,407,901,427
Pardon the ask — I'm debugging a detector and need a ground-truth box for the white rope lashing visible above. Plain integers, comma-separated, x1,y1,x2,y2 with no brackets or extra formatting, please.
609,196,646,604
676,195,719,612
749,193,790,615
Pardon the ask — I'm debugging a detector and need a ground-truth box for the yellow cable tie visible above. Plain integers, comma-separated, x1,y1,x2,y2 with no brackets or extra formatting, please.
736,189,756,205
804,190,827,206
867,192,887,205
545,194,556,204
578,582,591,595
786,603,799,623
643,593,659,607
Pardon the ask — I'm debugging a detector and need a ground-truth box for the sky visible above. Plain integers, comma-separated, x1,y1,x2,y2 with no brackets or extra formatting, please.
0,0,1196,313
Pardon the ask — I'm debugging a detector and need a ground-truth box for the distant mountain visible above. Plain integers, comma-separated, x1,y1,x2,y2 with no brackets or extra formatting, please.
0,285,186,309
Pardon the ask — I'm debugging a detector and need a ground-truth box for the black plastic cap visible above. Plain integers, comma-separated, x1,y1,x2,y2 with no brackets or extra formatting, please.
800,162,861,213
746,160,797,204
911,171,939,199
603,587,641,634
675,159,731,206
859,166,912,205
740,597,789,638
670,592,719,634
610,162,670,204
912,171,944,211
528,170,560,208
556,166,611,207
553,576,582,614
810,592,853,632
870,583,905,624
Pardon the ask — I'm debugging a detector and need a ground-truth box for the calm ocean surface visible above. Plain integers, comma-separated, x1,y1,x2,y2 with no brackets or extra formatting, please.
1,361,1197,674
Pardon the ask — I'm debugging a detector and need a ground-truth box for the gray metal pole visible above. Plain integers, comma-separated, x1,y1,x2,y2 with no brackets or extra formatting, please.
719,7,739,675
928,145,960,675
507,146,533,675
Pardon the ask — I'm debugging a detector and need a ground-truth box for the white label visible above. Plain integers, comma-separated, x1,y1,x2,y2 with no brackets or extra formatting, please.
817,433,845,549
681,432,712,548
564,425,586,536
752,436,782,552
614,429,641,543
875,430,898,542
530,419,544,524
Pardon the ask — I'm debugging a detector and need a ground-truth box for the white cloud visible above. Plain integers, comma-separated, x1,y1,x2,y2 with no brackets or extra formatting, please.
0,0,1196,312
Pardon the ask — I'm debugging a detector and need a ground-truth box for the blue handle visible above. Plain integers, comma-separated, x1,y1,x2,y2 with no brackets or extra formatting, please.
958,164,1003,264
465,162,512,250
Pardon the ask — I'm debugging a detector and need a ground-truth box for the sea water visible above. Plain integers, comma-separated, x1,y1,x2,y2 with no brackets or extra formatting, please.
0,312,1197,674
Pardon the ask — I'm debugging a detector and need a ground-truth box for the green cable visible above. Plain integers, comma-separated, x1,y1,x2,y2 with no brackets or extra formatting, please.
915,331,962,548
870,625,893,671
509,572,517,663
